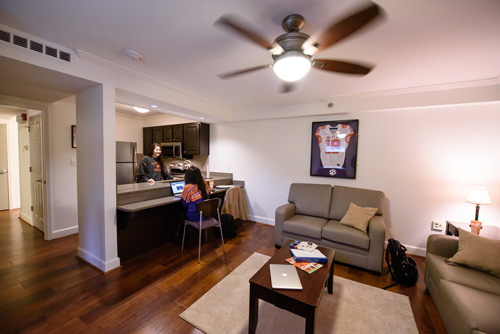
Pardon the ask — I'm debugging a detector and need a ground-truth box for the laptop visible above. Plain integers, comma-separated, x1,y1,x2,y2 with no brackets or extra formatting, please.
269,264,303,290
170,181,185,197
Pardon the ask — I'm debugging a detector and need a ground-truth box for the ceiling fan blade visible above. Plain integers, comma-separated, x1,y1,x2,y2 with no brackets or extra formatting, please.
281,82,296,94
216,15,276,51
217,64,271,79
312,59,372,75
303,2,381,54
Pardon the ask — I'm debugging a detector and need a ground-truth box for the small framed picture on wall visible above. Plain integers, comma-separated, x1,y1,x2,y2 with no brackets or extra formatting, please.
310,119,359,179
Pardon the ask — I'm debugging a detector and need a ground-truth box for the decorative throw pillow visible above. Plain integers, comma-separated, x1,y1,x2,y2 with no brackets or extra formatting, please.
448,228,500,278
339,202,378,233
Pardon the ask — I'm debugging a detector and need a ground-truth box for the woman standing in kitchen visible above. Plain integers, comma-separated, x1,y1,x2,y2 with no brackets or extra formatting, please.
137,143,173,184
181,166,210,220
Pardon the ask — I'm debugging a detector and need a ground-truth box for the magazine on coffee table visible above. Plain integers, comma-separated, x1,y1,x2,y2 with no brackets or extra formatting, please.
285,257,323,274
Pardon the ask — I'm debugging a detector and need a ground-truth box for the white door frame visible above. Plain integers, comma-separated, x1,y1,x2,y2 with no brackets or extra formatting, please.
0,95,52,240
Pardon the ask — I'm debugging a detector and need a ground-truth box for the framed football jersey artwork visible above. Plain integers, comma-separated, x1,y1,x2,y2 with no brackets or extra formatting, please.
310,120,358,178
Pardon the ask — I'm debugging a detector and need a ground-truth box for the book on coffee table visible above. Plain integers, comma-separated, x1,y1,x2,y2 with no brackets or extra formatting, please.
290,248,328,263
285,257,323,274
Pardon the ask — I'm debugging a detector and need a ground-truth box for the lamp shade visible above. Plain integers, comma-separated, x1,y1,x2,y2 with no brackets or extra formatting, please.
466,187,492,205
272,51,311,82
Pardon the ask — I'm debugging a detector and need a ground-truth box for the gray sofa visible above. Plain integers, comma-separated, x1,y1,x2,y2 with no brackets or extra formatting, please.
275,183,386,273
425,234,500,334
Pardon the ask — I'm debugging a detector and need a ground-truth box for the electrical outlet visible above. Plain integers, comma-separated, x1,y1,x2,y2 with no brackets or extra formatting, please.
432,220,444,231
71,158,77,166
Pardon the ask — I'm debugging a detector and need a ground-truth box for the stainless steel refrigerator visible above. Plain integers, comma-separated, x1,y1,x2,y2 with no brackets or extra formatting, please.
116,141,137,185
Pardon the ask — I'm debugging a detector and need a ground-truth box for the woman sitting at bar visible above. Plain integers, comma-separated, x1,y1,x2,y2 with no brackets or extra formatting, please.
181,166,210,220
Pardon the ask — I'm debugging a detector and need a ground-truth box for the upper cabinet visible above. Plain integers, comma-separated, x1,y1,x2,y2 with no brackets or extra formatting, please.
152,126,163,144
184,123,209,156
143,127,153,153
143,122,209,156
163,124,183,142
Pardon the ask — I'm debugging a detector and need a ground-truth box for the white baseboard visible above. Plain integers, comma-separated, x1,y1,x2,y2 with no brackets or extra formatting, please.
19,212,32,225
247,214,274,226
52,226,78,239
404,245,426,257
77,247,121,273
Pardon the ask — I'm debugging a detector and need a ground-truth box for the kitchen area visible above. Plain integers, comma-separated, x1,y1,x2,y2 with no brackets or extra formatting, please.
115,120,242,261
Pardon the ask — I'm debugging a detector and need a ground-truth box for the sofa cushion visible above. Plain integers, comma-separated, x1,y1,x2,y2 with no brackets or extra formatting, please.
321,220,370,250
448,228,500,278
329,185,384,220
339,202,378,233
439,280,500,334
288,183,332,218
426,253,500,296
283,214,328,240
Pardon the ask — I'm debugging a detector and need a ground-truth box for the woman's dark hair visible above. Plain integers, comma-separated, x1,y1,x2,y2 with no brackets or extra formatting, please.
147,143,165,176
184,166,208,199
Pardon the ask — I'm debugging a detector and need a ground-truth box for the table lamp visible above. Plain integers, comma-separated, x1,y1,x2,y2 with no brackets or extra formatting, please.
466,187,492,234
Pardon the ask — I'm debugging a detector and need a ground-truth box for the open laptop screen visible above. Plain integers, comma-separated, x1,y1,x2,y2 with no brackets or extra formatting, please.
170,181,185,197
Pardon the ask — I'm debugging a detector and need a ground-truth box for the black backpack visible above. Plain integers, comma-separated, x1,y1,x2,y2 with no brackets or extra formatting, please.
218,214,237,239
385,238,419,287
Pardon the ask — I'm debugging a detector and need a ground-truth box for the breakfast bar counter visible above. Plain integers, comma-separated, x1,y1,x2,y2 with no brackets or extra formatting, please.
116,172,241,261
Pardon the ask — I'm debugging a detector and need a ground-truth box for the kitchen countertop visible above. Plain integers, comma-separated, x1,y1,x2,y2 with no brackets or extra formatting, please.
116,172,236,207
116,174,232,195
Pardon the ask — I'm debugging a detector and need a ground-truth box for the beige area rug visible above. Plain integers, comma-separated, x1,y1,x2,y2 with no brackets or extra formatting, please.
180,253,418,334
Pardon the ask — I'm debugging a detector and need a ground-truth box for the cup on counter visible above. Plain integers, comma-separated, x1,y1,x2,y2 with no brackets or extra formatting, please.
209,181,214,189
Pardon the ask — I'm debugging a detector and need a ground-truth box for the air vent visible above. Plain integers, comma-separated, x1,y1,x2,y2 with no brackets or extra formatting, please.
0,29,10,42
45,46,57,58
30,40,43,53
59,51,71,62
13,35,28,48
0,26,72,63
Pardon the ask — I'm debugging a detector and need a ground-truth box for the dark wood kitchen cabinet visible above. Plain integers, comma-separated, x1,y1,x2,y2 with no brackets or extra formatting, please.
143,127,153,153
162,124,183,142
152,126,163,144
143,122,209,155
143,126,163,153
183,122,209,156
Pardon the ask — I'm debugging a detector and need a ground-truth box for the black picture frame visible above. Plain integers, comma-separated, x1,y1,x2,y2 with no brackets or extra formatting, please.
310,119,359,179
71,125,76,148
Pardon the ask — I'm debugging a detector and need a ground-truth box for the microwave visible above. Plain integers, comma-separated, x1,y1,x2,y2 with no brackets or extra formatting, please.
161,142,183,159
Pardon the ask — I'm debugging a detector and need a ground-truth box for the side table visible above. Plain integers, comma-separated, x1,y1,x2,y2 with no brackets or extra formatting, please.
446,221,500,240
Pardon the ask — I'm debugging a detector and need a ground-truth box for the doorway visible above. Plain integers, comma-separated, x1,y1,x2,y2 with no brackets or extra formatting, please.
29,114,44,232
0,124,9,211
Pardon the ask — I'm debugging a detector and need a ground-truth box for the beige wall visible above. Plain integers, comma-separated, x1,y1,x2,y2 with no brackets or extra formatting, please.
209,102,500,255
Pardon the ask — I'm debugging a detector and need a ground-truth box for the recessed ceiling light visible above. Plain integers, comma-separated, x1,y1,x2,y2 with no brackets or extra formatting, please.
133,106,150,113
199,117,205,120
149,104,159,108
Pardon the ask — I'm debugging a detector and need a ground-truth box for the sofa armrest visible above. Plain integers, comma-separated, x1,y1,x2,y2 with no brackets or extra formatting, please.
367,215,386,272
426,234,458,258
275,203,296,246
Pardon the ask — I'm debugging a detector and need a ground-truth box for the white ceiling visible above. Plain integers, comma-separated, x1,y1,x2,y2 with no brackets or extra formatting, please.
0,0,499,116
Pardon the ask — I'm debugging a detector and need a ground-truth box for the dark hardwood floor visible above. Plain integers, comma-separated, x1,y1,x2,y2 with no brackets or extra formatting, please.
0,209,446,333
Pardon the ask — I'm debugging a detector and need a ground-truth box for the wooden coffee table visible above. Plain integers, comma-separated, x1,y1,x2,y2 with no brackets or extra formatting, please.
248,242,335,334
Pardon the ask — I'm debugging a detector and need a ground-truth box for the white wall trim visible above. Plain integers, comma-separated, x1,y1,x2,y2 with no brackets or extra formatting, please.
19,211,32,224
52,226,79,239
249,215,275,226
77,247,121,273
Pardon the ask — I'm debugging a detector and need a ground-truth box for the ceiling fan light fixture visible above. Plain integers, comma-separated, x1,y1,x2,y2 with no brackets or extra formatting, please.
273,51,311,82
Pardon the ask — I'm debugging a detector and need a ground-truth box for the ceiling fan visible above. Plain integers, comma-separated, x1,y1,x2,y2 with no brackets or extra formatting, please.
215,2,383,92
